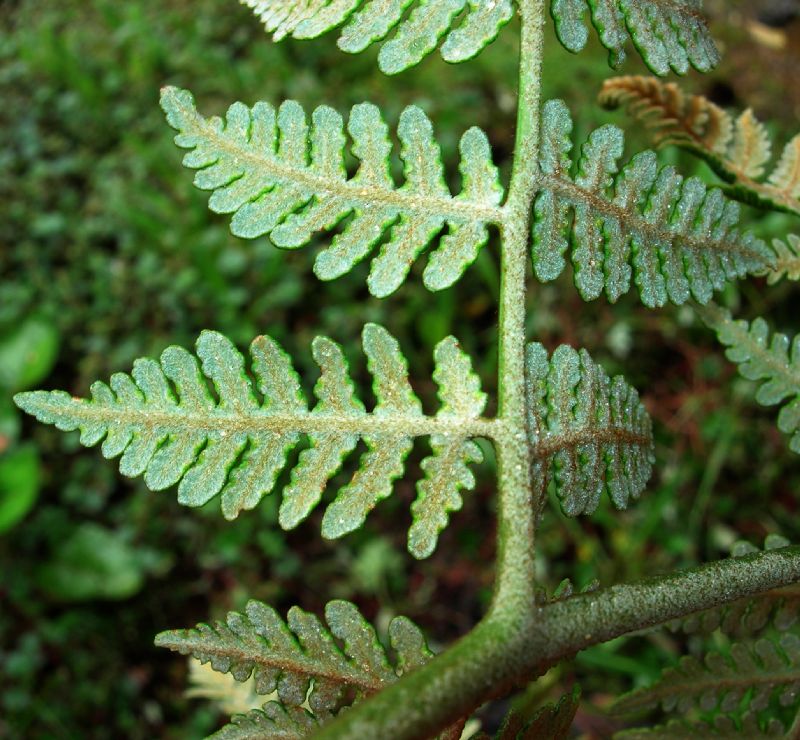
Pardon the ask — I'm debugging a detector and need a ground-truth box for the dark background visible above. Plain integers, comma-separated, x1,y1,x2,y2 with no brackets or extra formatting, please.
2,0,799,736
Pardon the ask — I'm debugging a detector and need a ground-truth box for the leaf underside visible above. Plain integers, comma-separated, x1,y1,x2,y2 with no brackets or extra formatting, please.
531,99,773,308
616,711,788,739
242,0,514,75
698,302,800,454
210,702,319,740
526,342,654,516
550,0,719,76
14,325,488,559
495,687,580,739
613,632,800,719
600,75,800,217
241,0,718,77
161,86,503,297
156,599,432,725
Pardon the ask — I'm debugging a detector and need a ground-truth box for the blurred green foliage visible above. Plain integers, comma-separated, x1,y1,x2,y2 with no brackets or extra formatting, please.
2,0,799,737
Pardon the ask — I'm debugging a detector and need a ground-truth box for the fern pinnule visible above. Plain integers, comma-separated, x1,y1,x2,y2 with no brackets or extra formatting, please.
616,711,788,738
612,632,800,724
673,586,800,638
155,599,432,716
210,701,319,740
697,302,800,454
531,99,772,308
160,86,503,297
240,0,513,74
550,0,719,76
526,342,654,516
600,76,800,217
494,687,580,739
14,325,492,558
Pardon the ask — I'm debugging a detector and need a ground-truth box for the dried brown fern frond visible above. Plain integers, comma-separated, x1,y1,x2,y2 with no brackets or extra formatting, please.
600,76,800,217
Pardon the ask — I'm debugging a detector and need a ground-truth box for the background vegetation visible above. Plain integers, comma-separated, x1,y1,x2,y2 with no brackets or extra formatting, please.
1,0,799,736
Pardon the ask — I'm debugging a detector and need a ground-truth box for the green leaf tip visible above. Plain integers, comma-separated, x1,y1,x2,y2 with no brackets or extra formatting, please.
526,342,654,515
17,327,491,558
532,99,773,308
209,702,319,740
550,0,720,76
496,686,580,739
240,0,514,74
699,302,800,454
155,598,432,719
161,86,503,298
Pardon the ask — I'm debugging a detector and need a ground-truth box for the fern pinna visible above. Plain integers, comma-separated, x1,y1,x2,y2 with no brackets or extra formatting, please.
13,0,800,738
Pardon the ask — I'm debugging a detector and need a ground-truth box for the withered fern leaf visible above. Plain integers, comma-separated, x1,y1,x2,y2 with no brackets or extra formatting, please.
600,75,800,217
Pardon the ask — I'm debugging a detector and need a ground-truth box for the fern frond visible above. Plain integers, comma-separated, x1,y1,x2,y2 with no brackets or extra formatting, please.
600,76,800,217
14,326,491,558
763,235,800,285
526,343,654,516
240,0,513,75
496,687,580,739
612,632,800,717
210,702,319,740
156,599,432,717
531,99,772,308
616,711,787,738
550,0,719,76
673,586,800,638
697,302,800,454
160,86,503,297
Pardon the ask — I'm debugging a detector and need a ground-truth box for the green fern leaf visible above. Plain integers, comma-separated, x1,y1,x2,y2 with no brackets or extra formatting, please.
697,302,800,454
612,633,800,717
155,599,432,717
210,702,319,740
673,586,800,638
616,711,787,738
526,343,653,516
160,86,503,297
240,0,514,74
14,325,491,558
600,76,800,217
496,687,580,739
550,0,719,76
531,99,773,308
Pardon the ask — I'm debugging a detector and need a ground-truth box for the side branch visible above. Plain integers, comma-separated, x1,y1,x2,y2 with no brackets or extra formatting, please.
313,548,800,739
532,546,800,668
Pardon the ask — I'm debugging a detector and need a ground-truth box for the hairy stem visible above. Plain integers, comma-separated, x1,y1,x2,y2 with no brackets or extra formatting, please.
314,547,800,739
491,0,547,617
531,546,800,666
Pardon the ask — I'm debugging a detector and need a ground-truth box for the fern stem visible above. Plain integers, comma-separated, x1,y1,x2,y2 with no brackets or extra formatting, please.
532,546,800,668
314,547,800,739
491,0,547,617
